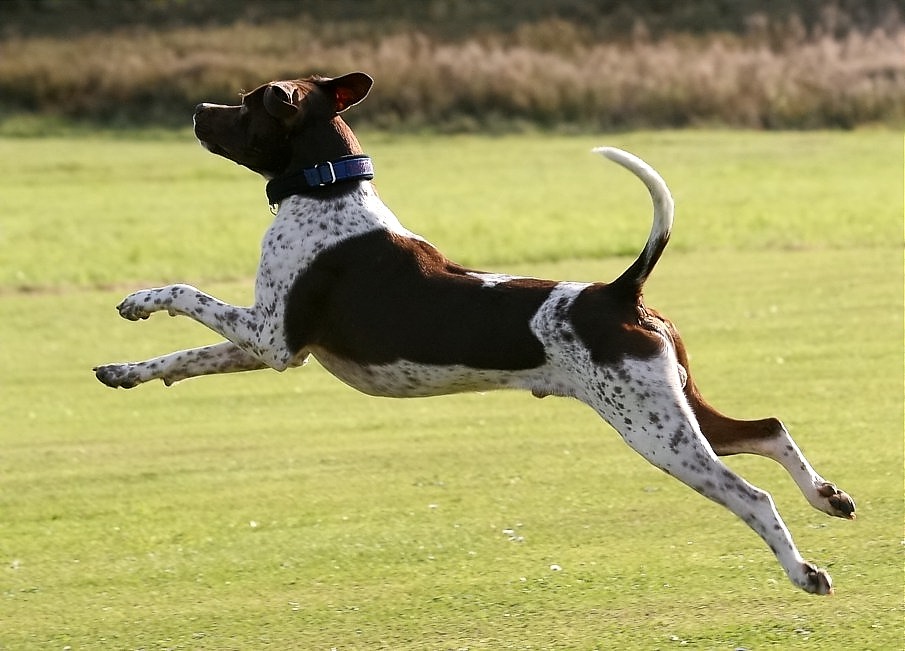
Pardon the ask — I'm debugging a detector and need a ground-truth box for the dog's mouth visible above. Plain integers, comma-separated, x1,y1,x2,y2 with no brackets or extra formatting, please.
193,121,234,161
193,133,281,180
191,116,212,143
196,136,224,157
192,107,228,155
194,135,262,167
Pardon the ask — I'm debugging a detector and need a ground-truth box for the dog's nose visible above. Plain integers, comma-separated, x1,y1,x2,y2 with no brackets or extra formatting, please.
193,104,217,130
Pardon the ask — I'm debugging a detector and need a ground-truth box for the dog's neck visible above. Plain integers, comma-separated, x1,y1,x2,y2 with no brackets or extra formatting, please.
287,116,364,172
266,116,372,205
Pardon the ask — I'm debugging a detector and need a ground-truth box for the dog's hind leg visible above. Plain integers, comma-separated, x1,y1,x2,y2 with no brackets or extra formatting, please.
660,322,855,519
584,352,833,595
686,389,855,519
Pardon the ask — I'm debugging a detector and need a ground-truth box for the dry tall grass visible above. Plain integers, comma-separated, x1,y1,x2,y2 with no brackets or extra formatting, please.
0,15,902,129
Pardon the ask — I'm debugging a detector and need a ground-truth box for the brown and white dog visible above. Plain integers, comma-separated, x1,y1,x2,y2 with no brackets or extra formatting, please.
95,72,854,594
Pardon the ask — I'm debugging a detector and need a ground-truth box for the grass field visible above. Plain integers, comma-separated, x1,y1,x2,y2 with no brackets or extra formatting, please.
0,130,901,649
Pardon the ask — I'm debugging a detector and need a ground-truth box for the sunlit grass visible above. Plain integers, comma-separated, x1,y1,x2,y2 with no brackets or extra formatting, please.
1,249,900,649
0,130,898,288
0,131,901,648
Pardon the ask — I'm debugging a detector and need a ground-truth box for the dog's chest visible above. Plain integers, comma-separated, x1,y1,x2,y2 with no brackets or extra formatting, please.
259,187,414,279
251,186,420,345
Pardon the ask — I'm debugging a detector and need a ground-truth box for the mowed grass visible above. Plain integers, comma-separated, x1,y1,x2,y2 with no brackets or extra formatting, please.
0,130,901,649
0,129,897,287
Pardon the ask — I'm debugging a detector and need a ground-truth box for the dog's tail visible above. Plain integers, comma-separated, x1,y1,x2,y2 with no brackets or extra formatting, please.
593,147,674,297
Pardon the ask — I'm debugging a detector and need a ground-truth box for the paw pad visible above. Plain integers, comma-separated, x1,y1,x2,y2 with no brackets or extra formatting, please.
818,483,856,519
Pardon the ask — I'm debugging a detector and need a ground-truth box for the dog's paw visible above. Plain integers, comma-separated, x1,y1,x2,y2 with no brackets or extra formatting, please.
94,363,144,389
794,562,833,596
816,482,856,520
116,290,161,321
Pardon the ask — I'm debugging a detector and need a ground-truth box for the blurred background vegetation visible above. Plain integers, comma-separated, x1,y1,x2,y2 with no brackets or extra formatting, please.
1,0,903,131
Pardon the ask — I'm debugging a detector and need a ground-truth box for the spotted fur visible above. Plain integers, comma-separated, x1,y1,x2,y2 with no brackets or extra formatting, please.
95,73,854,595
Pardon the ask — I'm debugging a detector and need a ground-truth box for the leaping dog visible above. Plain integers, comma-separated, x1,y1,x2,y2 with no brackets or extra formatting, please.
95,72,854,594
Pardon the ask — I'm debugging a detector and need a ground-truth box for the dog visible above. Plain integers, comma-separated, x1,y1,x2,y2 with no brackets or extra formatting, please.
95,72,854,594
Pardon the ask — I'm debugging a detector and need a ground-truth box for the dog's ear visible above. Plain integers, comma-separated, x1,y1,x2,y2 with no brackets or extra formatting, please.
316,72,374,113
263,82,302,120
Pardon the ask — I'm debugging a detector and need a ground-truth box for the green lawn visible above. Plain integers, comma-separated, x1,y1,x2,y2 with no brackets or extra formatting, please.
0,130,901,649
0,129,896,288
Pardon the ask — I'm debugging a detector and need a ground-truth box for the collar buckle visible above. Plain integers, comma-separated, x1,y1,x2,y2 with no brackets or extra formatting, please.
305,161,337,187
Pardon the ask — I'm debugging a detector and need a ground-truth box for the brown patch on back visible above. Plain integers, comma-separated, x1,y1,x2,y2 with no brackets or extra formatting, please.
284,231,554,369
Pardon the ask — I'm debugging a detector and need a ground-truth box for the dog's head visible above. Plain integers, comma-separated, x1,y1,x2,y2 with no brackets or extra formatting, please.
193,72,373,178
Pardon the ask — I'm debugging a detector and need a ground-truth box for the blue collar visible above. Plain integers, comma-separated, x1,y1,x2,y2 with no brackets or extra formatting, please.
266,154,374,206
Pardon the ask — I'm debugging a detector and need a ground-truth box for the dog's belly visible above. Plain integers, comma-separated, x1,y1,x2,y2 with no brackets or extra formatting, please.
312,349,534,398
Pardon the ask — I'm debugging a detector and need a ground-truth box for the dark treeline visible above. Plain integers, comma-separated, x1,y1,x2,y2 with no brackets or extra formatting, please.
3,0,901,38
1,0,902,130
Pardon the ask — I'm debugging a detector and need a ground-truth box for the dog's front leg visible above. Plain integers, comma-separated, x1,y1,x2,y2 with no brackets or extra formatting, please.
94,341,304,389
115,284,294,369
